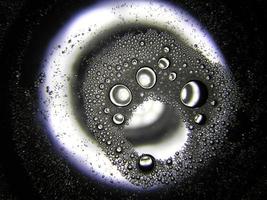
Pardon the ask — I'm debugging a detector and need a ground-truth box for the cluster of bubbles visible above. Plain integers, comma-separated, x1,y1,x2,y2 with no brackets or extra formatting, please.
76,28,239,188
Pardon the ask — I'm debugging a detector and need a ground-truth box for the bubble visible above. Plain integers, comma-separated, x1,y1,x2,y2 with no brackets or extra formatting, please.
194,113,206,125
113,113,125,125
140,41,145,46
180,80,208,108
109,84,132,107
104,108,110,114
168,72,177,81
136,67,156,89
163,46,170,53
97,124,103,130
116,146,122,153
158,57,170,69
138,154,155,172
166,158,173,165
210,100,217,106
132,59,138,65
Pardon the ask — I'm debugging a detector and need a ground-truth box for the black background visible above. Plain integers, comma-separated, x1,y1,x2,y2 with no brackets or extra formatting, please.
0,0,266,199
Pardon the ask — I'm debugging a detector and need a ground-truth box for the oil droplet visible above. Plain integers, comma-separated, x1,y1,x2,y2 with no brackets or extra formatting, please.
138,154,155,172
168,72,177,81
158,57,170,69
136,67,156,89
109,84,132,107
180,80,208,108
113,113,125,125
194,113,206,125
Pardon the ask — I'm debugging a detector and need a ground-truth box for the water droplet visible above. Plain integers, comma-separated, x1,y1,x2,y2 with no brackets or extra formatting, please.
116,146,122,153
166,158,173,165
180,80,208,108
194,114,206,125
158,57,170,69
99,84,105,90
109,84,132,107
97,124,103,130
104,108,110,114
132,59,138,65
210,100,217,106
113,113,125,125
138,154,155,172
182,63,187,68
163,46,170,53
136,67,156,89
168,72,177,81
139,41,145,46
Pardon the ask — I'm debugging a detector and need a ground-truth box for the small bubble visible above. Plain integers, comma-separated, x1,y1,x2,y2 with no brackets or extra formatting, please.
139,41,145,46
113,113,125,125
168,72,177,81
97,124,103,130
163,46,170,53
166,158,173,165
210,100,217,106
194,114,206,125
116,146,122,153
180,80,208,108
132,59,138,65
138,154,155,172
136,67,156,89
109,84,132,107
182,63,188,68
206,75,211,80
200,64,205,69
104,108,110,114
189,125,194,130
158,57,170,69
99,84,105,90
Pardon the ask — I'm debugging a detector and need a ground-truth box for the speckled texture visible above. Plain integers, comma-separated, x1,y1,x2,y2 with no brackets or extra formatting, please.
1,0,267,199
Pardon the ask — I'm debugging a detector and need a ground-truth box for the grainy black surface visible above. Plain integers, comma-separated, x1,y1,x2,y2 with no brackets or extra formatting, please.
0,0,266,199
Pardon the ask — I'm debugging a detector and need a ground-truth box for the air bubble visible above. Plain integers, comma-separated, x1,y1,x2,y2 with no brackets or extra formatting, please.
194,113,206,125
113,113,125,125
109,84,132,107
180,80,208,108
158,57,170,69
168,72,177,81
138,154,155,172
136,67,156,89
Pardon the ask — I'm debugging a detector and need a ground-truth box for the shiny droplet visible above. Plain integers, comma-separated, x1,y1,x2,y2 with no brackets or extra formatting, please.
109,84,132,107
180,80,208,108
136,67,156,89
104,108,110,114
113,113,125,125
158,57,170,69
138,154,155,172
163,46,170,53
168,72,177,81
194,113,206,125
116,146,122,153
